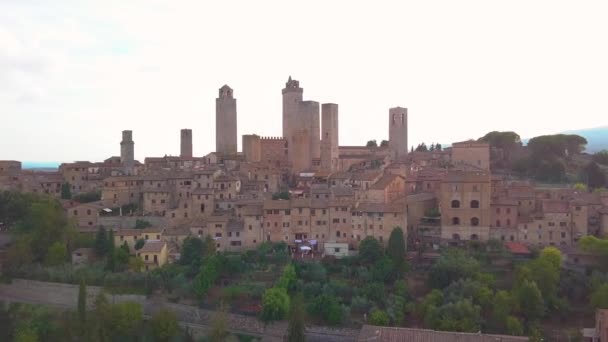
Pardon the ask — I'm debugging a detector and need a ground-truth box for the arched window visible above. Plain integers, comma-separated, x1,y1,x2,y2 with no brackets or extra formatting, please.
470,200,479,208
452,234,461,240
471,217,479,226
471,234,479,240
451,200,460,209
452,217,460,225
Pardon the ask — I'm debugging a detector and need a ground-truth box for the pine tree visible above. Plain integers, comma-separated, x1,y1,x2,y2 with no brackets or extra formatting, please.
287,294,306,342
61,182,72,199
388,227,407,276
94,227,108,257
106,230,116,271
78,278,87,324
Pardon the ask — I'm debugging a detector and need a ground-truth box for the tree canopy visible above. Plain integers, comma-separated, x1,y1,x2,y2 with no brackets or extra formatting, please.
478,131,522,148
428,250,481,289
527,134,587,158
387,227,406,275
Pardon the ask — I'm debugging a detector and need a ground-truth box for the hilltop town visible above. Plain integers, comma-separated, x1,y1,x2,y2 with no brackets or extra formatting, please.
2,77,608,341
2,77,605,255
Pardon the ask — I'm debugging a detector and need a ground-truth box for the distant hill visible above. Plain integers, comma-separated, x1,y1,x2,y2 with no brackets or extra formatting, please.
522,126,608,154
562,126,608,153
22,162,59,170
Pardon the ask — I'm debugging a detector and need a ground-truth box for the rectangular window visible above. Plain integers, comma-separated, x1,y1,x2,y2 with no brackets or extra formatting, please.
332,218,339,223
215,232,222,237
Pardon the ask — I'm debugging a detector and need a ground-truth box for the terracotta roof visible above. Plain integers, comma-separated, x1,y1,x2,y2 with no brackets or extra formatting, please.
370,174,403,190
215,175,239,182
328,172,352,180
452,140,490,148
263,200,291,210
358,325,529,342
310,199,329,209
351,171,382,181
226,220,244,232
332,186,354,197
138,240,166,253
192,187,215,194
407,193,436,203
242,205,263,216
444,170,490,183
163,227,191,236
505,242,531,255
291,198,311,208
542,200,569,214
491,198,518,206
115,228,162,236
356,202,404,213
142,187,171,194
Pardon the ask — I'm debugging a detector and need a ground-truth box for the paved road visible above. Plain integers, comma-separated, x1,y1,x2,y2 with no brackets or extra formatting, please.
0,279,358,341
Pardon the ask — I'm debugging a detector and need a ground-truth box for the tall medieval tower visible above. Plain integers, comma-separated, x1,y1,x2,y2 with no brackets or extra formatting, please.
282,77,321,174
216,85,237,156
321,103,339,172
282,76,303,142
180,129,193,158
388,107,408,160
120,130,134,175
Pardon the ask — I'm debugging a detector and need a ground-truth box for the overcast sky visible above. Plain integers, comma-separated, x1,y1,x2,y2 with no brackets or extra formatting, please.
1,0,607,163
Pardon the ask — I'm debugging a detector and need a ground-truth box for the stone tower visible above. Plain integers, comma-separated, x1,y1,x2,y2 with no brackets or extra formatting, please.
281,77,322,174
216,85,237,156
242,134,262,162
120,130,134,175
282,76,303,142
388,107,408,160
321,103,339,172
180,129,193,158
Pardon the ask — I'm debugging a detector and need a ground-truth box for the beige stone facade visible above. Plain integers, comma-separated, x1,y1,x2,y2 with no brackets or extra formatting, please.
451,141,490,171
440,169,492,241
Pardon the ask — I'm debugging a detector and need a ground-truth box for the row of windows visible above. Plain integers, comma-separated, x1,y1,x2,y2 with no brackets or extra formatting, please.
72,209,92,216
451,217,480,226
451,200,479,209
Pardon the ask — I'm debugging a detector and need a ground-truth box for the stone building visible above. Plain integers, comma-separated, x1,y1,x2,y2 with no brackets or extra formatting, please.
451,140,490,171
216,85,237,156
440,169,492,242
63,200,105,232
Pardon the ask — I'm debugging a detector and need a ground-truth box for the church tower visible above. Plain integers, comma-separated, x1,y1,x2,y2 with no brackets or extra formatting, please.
389,107,408,160
216,85,237,156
